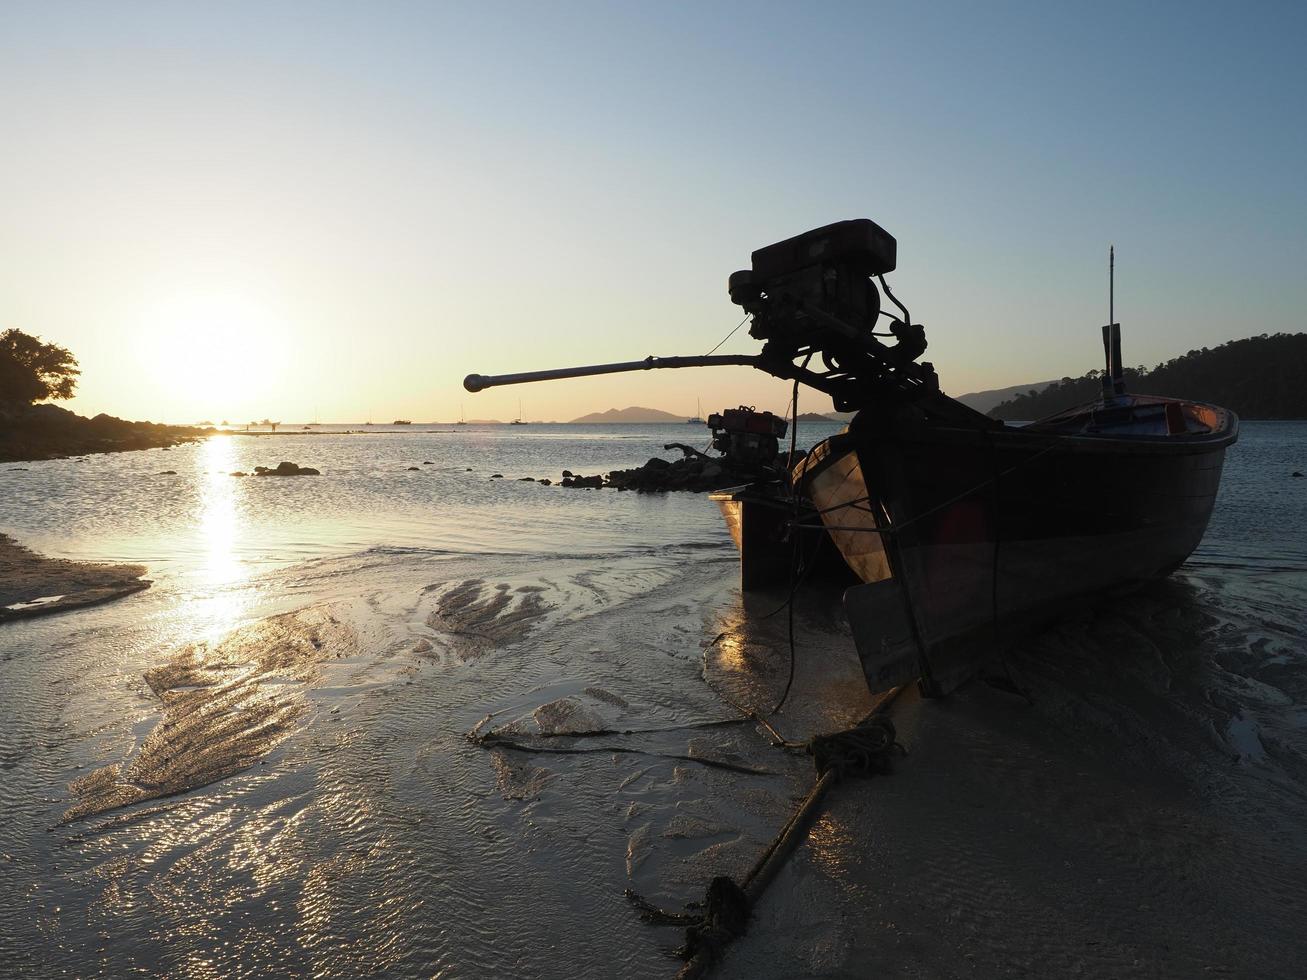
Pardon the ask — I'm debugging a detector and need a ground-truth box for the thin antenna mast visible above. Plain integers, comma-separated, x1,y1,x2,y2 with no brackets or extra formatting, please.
1101,244,1123,397
1110,245,1114,329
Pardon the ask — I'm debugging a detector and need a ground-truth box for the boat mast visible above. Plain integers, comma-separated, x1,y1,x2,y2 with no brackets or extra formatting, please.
1101,245,1124,398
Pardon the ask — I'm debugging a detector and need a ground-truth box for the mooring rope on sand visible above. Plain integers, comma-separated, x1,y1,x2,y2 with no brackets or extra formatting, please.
468,689,906,979
467,714,786,777
473,730,782,777
648,691,906,979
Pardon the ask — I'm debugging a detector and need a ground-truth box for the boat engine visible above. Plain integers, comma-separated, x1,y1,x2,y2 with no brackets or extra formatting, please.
726,219,946,414
707,406,788,466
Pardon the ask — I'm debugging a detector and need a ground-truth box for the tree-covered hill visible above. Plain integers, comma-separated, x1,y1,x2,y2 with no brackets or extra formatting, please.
989,333,1307,420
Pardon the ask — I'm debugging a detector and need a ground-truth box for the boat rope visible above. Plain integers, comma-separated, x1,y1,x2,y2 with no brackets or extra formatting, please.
703,314,751,357
470,709,747,741
479,719,755,743
769,373,807,716
641,690,906,979
696,676,811,752
473,730,781,777
787,442,1060,537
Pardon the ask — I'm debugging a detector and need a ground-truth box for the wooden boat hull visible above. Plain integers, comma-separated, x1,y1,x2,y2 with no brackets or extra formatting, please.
786,402,1238,694
709,486,854,591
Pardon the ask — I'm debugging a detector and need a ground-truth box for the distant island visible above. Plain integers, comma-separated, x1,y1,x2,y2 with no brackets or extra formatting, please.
988,333,1307,420
568,406,847,424
569,406,685,423
954,380,1057,415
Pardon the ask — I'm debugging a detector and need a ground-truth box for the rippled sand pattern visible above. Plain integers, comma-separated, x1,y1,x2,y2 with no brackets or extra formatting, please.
425,579,552,659
64,608,355,822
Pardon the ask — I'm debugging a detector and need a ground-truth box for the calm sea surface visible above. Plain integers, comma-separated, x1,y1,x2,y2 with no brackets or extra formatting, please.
1,421,1304,977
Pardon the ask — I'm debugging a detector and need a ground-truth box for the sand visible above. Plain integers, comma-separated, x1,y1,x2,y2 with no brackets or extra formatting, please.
717,583,1307,979
0,532,150,622
6,547,1302,977
63,607,355,823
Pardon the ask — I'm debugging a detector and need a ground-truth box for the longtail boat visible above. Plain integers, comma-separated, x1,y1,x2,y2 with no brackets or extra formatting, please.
465,219,1237,696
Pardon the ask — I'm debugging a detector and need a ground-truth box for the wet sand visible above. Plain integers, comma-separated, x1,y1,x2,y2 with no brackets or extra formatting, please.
0,533,149,622
726,686,1307,978
2,575,1301,976
64,608,355,823
722,582,1307,979
2,418,1303,979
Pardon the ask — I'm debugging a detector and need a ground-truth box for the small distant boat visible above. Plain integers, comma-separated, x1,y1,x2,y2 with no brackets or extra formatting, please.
510,399,528,425
392,419,412,425
457,404,467,426
686,397,705,424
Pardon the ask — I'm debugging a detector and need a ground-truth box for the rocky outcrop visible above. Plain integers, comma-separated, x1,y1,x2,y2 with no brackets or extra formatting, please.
253,461,320,476
0,403,211,462
556,453,777,493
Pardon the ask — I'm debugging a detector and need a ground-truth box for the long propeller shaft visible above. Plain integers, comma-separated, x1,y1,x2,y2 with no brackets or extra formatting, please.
464,354,760,392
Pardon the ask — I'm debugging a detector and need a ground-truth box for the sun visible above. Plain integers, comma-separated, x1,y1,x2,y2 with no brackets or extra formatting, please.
137,293,290,420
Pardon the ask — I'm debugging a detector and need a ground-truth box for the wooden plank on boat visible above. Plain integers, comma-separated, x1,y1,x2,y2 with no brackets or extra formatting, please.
843,579,921,692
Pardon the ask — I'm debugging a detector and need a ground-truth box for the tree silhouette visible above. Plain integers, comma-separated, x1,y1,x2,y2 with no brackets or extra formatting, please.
0,329,81,408
989,333,1307,420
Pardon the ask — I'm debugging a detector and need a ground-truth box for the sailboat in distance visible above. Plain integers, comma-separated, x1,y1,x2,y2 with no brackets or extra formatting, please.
456,404,467,425
510,398,528,425
686,397,705,424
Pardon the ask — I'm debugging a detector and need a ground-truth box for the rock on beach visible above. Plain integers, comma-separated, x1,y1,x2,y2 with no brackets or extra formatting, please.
254,461,320,476
556,453,772,493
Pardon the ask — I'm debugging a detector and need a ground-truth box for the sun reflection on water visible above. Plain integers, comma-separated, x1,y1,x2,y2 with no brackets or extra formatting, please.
199,437,243,586
193,436,252,640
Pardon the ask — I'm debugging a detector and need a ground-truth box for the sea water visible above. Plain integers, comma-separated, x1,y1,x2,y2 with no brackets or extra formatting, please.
0,422,1303,977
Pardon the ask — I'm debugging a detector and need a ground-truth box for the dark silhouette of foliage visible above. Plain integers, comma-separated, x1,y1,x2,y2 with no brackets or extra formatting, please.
989,333,1307,420
0,329,80,407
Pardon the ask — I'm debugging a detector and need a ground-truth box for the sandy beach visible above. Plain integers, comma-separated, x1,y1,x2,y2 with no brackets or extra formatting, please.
1,424,1304,978
0,533,149,622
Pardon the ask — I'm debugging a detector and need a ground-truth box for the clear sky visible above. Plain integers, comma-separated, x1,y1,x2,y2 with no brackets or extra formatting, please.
2,1,1304,423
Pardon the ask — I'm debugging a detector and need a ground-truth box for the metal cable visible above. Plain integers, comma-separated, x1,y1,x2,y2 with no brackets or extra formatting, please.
704,314,750,357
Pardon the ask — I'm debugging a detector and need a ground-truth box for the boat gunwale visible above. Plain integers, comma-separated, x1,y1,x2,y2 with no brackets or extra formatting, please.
794,399,1238,486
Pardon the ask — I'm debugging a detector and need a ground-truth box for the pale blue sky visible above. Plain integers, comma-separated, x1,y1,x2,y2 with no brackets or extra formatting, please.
2,1,1304,421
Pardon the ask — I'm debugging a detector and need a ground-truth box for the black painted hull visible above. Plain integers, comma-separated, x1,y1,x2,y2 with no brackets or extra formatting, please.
790,403,1238,694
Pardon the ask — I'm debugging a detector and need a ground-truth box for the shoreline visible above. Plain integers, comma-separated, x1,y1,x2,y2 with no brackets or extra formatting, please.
0,533,150,622
0,404,211,464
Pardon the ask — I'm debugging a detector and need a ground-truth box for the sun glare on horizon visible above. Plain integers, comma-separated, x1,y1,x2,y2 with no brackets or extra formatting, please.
135,293,291,421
